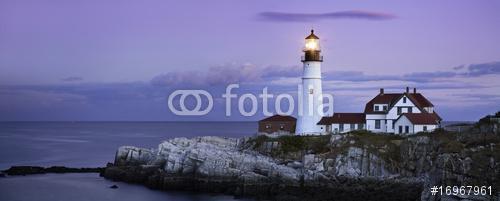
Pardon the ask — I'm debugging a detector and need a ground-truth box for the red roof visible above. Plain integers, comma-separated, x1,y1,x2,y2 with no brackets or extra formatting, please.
317,113,365,125
407,93,434,108
259,115,296,122
364,92,434,114
399,113,441,125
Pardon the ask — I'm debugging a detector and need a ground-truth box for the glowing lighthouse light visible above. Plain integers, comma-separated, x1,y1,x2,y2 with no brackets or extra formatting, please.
305,37,320,50
304,29,320,51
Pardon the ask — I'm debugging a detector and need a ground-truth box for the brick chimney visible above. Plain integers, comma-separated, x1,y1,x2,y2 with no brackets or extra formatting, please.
413,87,417,94
380,88,384,95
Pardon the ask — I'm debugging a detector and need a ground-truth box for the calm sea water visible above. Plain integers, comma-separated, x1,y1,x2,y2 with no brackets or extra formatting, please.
0,122,256,201
0,173,251,201
0,121,256,169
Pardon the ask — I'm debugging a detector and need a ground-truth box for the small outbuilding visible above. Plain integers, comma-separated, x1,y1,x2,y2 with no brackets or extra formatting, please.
317,113,366,134
258,115,296,135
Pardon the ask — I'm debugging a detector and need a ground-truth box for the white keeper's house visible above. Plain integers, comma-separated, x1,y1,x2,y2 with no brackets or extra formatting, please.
318,87,442,135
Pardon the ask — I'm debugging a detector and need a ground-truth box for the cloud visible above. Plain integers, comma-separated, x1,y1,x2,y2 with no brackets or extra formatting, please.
401,71,457,83
151,63,260,87
452,65,465,70
258,10,397,22
323,71,399,82
151,63,301,87
151,61,500,88
465,61,500,76
61,76,83,82
3,61,497,121
151,71,206,87
321,61,500,83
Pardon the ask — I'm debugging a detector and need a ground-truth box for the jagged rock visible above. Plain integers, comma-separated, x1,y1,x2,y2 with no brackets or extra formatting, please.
114,136,300,183
115,146,154,166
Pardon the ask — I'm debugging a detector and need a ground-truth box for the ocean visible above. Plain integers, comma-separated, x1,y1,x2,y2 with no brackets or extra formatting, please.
0,122,256,201
0,121,256,170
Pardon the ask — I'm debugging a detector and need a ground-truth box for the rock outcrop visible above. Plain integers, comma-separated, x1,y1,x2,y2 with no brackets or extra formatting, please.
103,136,419,200
102,131,499,201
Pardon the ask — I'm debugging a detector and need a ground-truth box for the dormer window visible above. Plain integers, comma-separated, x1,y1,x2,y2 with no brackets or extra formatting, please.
374,104,388,112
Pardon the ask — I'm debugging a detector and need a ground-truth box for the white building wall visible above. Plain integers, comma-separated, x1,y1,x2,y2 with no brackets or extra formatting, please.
386,119,394,133
329,123,365,134
296,61,324,135
394,116,414,135
414,124,437,133
318,124,326,133
366,114,386,133
386,95,421,120
331,124,340,133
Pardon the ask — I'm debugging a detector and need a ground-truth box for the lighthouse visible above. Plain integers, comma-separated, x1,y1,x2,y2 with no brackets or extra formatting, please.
296,30,324,135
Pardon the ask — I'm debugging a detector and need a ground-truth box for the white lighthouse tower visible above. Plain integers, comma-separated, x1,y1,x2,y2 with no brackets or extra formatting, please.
296,30,324,135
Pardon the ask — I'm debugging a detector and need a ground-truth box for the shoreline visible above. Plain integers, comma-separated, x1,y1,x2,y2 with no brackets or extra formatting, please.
102,163,423,201
0,172,247,201
1,166,104,176
1,165,423,201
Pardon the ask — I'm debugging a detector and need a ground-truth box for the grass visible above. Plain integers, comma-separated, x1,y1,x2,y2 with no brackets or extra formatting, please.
341,130,403,163
247,134,331,156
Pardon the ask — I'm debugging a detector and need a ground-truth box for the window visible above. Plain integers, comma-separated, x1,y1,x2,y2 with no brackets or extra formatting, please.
403,97,407,103
309,89,314,94
397,107,402,115
339,124,344,131
357,123,364,129
398,126,403,134
408,107,412,113
383,105,388,111
374,105,379,111
405,126,409,133
375,120,381,129
280,124,284,130
265,124,271,129
423,126,427,132
350,124,355,130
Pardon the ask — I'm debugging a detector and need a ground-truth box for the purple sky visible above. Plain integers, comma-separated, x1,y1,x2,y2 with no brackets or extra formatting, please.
1,0,499,121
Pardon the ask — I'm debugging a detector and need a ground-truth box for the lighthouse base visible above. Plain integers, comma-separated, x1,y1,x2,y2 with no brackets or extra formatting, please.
295,117,325,135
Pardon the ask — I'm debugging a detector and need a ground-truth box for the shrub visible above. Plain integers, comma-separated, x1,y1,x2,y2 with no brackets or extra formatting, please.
278,135,306,153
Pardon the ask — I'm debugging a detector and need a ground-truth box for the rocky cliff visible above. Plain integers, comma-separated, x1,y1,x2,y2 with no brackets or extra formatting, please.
102,130,499,201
